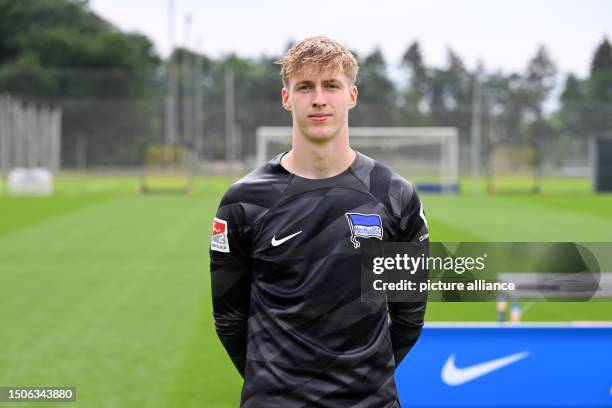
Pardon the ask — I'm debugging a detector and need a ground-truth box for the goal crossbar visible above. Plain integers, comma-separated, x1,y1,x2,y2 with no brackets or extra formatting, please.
256,126,459,193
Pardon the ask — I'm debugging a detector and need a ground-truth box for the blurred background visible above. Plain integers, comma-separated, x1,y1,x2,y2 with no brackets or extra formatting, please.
0,0,611,407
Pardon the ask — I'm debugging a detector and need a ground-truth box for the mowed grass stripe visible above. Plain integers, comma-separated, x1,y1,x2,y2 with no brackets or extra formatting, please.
500,194,612,222
0,194,113,236
165,297,243,408
422,195,612,241
521,301,612,321
0,195,220,407
425,217,487,242
163,194,244,408
421,194,612,323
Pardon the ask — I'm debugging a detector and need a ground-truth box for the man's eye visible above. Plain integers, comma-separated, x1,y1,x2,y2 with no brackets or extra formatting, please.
326,83,338,89
298,85,311,91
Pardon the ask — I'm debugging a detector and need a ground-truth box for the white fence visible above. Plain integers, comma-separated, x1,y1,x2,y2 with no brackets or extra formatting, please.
0,94,62,177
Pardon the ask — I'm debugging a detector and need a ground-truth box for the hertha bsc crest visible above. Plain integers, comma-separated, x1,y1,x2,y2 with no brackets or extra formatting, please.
345,213,383,249
211,217,230,253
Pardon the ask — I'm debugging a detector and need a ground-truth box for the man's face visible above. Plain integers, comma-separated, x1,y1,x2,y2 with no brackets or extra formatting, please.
281,67,358,141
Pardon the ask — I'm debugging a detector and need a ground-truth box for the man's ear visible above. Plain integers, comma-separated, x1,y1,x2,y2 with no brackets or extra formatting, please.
281,87,291,111
348,85,358,110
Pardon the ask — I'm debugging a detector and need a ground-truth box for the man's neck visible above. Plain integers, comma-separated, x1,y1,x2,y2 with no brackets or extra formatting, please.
281,129,355,179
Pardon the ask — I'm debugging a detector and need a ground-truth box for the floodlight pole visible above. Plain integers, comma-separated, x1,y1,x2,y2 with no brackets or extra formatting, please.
0,95,7,192
194,37,204,162
165,0,178,145
471,61,483,194
225,66,236,172
51,107,61,173
183,14,193,148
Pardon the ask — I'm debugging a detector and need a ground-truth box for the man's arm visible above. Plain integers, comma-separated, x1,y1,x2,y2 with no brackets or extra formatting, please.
210,202,251,377
388,299,426,365
388,184,429,366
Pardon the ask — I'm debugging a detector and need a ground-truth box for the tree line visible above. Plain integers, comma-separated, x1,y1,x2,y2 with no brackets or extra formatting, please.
1,0,611,166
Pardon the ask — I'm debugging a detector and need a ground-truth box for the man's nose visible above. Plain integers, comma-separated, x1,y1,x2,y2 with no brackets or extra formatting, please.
311,86,327,107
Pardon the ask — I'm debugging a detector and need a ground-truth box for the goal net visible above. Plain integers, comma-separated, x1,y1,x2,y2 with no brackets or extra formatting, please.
140,143,193,194
256,127,459,193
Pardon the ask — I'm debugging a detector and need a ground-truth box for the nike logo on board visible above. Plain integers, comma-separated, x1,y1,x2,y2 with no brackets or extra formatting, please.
441,351,529,386
271,231,302,247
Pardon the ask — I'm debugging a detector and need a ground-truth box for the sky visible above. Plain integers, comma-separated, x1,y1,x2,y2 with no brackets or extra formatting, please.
89,0,611,79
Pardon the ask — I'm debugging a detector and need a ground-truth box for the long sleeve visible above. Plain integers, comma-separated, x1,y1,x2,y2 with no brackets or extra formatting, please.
388,186,429,366
210,201,251,377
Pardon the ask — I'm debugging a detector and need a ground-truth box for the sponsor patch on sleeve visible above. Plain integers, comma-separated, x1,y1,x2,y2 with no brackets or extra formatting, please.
211,217,230,253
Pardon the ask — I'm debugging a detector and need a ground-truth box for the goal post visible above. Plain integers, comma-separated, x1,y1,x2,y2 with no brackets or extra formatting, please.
256,126,460,194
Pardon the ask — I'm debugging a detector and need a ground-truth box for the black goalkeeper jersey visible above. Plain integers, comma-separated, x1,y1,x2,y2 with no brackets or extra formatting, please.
210,152,428,408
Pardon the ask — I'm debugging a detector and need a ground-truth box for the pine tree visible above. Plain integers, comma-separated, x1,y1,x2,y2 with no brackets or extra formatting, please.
523,46,557,120
401,41,429,115
559,74,586,138
586,37,612,134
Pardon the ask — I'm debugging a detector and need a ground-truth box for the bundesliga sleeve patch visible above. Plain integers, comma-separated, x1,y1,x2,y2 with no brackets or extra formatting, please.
211,217,230,253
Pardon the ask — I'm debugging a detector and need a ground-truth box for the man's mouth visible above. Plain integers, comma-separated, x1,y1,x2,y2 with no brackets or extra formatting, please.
308,113,332,121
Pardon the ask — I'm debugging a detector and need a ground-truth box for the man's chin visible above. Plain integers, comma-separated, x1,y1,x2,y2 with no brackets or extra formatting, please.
306,132,333,141
303,126,337,141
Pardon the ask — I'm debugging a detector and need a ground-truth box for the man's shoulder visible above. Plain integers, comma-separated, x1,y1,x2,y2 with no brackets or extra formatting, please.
219,156,290,208
353,152,417,208
354,152,426,240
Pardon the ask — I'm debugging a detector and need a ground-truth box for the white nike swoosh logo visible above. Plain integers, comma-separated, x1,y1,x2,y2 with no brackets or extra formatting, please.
271,231,302,247
441,351,529,386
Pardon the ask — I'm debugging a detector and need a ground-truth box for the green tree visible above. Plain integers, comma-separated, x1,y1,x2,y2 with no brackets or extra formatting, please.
0,0,159,98
0,0,162,166
427,49,473,131
523,46,557,121
444,50,471,112
401,41,429,118
428,67,446,123
559,73,586,138
481,72,527,143
353,48,396,125
585,37,612,134
186,52,287,159
0,0,110,64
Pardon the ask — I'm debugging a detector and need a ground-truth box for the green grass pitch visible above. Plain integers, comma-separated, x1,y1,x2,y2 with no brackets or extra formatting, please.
0,175,610,407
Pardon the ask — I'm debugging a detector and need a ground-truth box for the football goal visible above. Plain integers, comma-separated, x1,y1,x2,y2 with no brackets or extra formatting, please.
256,126,459,194
140,143,193,194
487,143,542,194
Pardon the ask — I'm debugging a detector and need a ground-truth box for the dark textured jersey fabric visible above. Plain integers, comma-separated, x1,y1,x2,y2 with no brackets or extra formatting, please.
210,152,428,408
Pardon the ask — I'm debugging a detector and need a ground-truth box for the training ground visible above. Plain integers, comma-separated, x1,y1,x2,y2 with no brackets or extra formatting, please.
1,175,611,407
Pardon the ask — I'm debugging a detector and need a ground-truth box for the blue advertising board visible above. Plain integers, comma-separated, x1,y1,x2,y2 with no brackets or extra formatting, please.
396,324,612,407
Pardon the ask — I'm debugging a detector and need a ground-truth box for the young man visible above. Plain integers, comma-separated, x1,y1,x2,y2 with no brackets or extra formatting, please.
210,36,428,407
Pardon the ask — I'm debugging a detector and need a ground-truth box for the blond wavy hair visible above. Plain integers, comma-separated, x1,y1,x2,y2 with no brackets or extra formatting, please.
276,36,359,87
